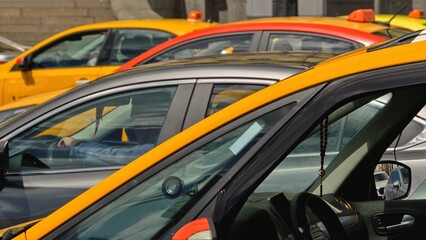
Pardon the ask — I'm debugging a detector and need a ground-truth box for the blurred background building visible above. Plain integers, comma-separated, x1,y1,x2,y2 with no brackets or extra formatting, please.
0,0,424,46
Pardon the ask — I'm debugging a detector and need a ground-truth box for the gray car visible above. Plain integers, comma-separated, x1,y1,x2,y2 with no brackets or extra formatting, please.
0,51,335,228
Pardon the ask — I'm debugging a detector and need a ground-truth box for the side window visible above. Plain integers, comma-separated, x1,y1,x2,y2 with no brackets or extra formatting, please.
145,34,254,64
8,87,177,171
31,31,107,69
267,33,357,53
257,92,392,193
206,84,265,116
110,29,174,64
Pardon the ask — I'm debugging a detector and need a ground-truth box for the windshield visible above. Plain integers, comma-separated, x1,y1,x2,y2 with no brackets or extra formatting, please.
257,93,393,193
58,104,293,240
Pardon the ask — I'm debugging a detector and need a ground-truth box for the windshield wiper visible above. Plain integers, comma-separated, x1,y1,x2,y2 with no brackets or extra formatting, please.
1,221,39,240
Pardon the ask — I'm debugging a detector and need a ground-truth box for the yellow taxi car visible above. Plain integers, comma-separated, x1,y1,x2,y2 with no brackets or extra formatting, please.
4,30,426,239
375,9,426,30
0,13,216,106
342,8,426,31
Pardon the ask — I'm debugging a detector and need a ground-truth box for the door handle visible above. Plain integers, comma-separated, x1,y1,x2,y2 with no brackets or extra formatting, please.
76,79,89,86
372,213,415,235
386,214,415,232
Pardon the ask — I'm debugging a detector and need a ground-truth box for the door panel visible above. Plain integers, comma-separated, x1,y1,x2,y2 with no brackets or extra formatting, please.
3,67,102,103
352,200,426,239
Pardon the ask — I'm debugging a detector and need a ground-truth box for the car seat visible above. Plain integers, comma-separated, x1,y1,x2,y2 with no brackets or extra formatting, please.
125,91,172,145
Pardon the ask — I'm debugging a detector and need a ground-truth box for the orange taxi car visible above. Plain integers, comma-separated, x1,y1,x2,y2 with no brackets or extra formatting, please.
117,9,410,71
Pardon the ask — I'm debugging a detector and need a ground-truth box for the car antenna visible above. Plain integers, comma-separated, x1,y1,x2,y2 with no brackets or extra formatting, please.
393,133,402,162
386,4,408,27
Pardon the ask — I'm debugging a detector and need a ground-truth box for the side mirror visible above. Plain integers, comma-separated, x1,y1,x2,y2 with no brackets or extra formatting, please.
16,56,31,71
375,161,411,200
0,140,9,190
173,218,217,240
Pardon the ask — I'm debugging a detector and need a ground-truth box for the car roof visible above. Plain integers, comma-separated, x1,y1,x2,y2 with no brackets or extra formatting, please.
243,16,390,33
25,34,426,239
118,20,387,71
60,19,218,36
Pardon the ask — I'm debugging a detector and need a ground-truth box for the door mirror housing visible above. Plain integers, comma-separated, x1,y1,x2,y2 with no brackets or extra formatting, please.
375,161,411,200
16,56,31,71
173,218,217,240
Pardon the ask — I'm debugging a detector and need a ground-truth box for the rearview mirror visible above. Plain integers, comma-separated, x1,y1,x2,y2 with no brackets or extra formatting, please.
173,218,217,240
375,161,411,200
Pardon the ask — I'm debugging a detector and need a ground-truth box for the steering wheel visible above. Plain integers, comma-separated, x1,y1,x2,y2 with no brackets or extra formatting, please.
290,192,350,240
32,135,71,162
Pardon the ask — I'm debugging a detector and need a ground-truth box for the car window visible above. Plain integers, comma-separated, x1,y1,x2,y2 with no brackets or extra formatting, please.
267,33,357,53
144,34,254,64
206,84,265,116
8,86,177,171
110,29,174,65
31,31,107,69
256,92,392,193
57,104,294,240
372,28,412,39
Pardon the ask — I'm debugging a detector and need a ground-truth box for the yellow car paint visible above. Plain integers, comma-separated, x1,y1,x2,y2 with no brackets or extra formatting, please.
374,14,426,30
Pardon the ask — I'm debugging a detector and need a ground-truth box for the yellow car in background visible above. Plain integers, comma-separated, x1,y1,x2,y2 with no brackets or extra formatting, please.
0,13,216,106
375,9,426,30
341,8,426,31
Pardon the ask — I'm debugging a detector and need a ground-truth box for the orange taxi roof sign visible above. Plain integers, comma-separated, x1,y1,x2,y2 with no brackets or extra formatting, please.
188,10,203,22
348,9,375,22
408,9,424,18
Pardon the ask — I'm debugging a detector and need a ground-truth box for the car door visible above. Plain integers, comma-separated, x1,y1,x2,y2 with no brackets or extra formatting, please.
2,30,111,104
0,82,192,228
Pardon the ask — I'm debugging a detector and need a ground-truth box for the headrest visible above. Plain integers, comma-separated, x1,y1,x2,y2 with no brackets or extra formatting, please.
130,91,172,126
120,36,152,57
302,38,321,51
